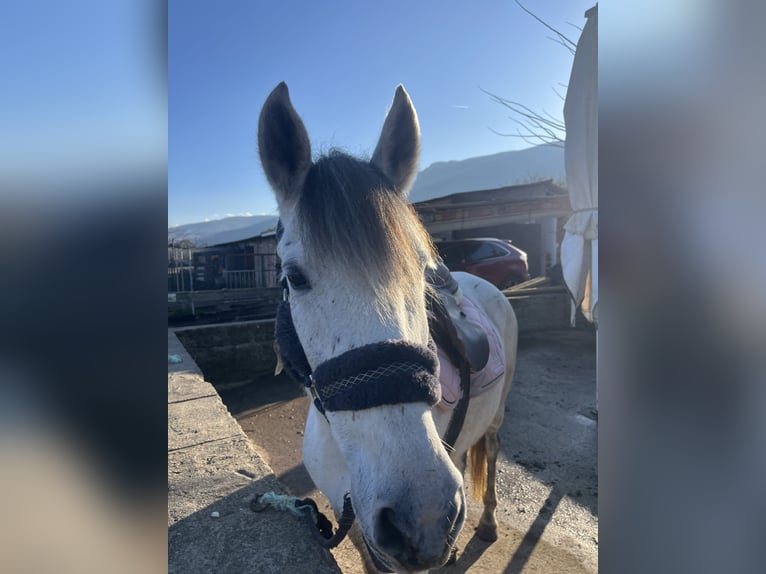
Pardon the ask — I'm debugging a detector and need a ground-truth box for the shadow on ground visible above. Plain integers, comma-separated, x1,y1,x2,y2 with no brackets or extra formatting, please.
502,331,598,516
214,330,598,573
169,473,339,574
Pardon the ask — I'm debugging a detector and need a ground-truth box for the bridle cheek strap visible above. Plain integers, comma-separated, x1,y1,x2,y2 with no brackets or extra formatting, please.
275,299,312,384
275,301,441,414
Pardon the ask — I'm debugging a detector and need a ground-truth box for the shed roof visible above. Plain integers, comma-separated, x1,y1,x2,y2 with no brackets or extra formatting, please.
412,180,571,234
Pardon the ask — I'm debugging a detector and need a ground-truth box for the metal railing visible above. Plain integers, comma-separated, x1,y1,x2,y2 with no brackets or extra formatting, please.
224,269,262,289
168,253,279,291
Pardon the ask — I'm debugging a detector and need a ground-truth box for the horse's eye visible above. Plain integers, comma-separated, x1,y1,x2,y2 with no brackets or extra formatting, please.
286,269,310,291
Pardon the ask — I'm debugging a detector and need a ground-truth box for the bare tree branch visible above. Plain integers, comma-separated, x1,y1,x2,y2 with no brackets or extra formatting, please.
514,0,577,50
541,108,563,123
547,34,576,55
484,2,585,147
487,126,564,148
482,87,566,146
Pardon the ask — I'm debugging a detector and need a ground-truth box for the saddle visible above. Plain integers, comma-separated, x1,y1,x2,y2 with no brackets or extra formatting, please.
426,261,490,372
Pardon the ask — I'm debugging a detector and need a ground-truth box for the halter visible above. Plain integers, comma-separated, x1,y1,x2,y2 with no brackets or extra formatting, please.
275,287,442,416
274,286,448,568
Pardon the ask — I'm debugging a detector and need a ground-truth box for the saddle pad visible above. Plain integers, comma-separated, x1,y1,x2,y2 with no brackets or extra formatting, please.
436,294,505,411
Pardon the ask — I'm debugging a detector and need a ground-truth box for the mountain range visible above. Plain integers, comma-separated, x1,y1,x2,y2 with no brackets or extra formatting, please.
409,143,564,203
169,143,565,246
168,215,279,246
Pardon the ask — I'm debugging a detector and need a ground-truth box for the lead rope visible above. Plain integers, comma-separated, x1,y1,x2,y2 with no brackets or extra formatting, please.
251,492,354,550
310,494,355,549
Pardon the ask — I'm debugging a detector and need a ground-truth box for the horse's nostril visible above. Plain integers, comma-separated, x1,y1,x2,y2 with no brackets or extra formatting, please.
374,502,461,570
375,507,410,553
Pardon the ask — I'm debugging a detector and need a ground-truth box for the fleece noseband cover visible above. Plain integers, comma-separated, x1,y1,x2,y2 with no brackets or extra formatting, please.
275,300,441,414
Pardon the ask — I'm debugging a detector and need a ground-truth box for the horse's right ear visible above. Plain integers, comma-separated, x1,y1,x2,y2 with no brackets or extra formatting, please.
258,82,312,207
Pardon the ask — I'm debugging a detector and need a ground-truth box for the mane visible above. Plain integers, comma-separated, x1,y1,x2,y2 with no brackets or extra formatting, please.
297,150,436,304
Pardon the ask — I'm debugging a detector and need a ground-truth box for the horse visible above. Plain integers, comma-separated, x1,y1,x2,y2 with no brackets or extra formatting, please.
258,82,518,573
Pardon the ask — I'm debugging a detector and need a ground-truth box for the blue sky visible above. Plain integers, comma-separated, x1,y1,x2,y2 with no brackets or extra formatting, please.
0,0,165,195
169,0,593,226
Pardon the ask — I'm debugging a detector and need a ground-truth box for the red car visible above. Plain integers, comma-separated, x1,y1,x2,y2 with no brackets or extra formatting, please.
435,238,530,289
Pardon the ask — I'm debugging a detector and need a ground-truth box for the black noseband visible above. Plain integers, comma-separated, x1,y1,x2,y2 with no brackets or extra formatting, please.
275,300,441,415
310,338,440,413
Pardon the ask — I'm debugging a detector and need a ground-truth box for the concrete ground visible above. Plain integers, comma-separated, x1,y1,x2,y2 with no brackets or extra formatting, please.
220,328,597,573
167,330,341,574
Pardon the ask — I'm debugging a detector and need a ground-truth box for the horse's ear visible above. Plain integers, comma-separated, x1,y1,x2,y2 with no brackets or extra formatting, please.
371,85,420,195
258,82,312,207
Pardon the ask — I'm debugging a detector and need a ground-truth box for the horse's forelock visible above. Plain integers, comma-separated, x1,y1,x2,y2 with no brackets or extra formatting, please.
296,151,434,304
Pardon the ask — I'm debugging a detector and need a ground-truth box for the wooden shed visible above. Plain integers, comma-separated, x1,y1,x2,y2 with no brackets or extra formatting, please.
413,179,571,277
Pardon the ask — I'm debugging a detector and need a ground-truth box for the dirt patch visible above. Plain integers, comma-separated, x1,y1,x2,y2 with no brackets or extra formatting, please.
219,328,597,573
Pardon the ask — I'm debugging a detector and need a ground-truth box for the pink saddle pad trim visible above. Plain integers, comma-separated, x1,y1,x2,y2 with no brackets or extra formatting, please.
436,294,505,410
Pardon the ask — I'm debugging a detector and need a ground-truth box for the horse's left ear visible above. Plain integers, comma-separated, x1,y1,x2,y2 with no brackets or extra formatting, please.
371,85,421,195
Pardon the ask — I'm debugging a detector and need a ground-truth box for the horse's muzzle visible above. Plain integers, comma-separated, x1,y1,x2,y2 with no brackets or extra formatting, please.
370,490,466,572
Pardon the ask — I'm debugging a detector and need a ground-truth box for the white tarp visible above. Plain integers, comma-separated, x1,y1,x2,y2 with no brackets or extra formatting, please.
562,5,598,326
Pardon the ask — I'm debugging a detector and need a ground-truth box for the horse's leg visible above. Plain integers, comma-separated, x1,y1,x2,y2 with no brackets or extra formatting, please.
475,430,501,541
477,316,517,543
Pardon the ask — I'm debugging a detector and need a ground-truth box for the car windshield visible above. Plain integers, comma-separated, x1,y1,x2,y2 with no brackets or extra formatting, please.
464,242,506,263
438,244,464,265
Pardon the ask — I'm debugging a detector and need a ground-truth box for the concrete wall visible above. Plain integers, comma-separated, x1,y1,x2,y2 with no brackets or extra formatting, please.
169,288,281,326
168,329,341,573
508,292,571,334
174,319,277,388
